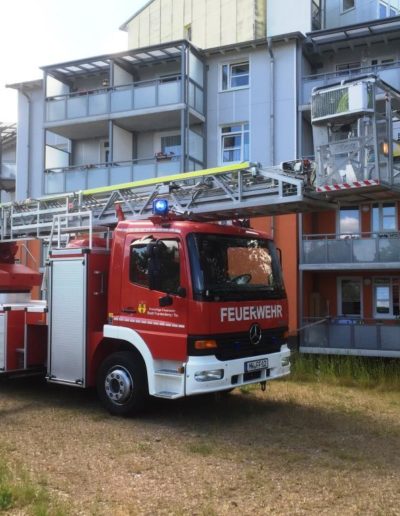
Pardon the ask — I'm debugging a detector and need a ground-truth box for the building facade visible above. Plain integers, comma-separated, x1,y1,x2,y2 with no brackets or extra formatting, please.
8,0,400,355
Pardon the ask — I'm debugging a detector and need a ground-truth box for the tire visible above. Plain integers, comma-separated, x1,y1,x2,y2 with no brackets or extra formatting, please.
97,351,148,416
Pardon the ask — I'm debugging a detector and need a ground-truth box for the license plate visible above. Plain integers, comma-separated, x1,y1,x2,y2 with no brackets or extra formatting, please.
245,358,268,373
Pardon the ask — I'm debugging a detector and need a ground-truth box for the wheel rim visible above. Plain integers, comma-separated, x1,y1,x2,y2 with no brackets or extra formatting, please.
104,366,134,405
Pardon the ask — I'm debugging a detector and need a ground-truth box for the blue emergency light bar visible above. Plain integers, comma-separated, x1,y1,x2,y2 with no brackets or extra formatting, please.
152,199,169,216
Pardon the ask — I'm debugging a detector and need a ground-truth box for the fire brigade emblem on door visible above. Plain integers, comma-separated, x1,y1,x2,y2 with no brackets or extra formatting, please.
138,303,147,314
249,323,262,345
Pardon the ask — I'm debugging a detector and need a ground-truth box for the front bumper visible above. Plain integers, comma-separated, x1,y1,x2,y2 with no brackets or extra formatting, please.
185,344,290,395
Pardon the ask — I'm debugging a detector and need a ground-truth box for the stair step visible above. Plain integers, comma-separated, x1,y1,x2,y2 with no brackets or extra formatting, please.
154,391,181,399
155,369,183,377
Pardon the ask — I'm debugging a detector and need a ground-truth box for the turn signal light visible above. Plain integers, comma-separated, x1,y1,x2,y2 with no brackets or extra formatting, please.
194,339,217,350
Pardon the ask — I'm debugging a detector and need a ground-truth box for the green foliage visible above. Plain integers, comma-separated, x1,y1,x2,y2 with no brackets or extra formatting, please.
290,352,400,390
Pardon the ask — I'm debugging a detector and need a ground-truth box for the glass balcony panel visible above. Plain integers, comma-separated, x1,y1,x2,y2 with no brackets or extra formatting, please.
45,172,64,194
352,239,377,262
354,325,378,349
88,92,108,116
195,87,204,114
134,84,156,109
189,52,204,87
328,324,352,348
303,322,328,348
1,163,16,180
189,83,195,110
158,82,180,105
47,99,66,122
67,96,87,119
111,88,133,112
110,165,132,185
156,160,180,176
378,238,400,261
133,163,157,181
87,167,108,189
189,130,203,162
303,240,327,263
381,326,400,350
327,239,352,262
65,169,86,191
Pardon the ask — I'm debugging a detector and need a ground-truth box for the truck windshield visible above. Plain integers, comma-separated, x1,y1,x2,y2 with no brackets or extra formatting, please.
187,233,285,301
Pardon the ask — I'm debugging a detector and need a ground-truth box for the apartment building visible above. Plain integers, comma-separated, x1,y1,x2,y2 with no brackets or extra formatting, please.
9,0,400,355
299,2,400,356
0,123,16,203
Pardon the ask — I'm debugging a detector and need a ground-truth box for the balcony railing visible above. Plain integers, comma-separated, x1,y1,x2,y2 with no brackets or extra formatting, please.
301,232,400,267
300,317,400,356
44,156,182,194
302,60,400,104
45,76,204,123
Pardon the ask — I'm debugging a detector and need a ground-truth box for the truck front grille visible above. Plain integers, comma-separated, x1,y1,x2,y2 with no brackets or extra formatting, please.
188,328,286,361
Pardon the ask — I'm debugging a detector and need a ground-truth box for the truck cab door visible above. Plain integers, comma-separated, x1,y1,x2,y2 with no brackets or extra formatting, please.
119,234,189,361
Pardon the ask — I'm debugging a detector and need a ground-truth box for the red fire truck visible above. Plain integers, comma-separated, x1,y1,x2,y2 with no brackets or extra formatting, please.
0,163,299,415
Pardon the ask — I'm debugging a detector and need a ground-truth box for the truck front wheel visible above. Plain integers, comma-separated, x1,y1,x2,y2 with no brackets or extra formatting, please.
97,351,148,416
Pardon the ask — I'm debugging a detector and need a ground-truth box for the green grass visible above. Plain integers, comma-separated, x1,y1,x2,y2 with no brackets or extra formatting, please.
0,457,66,515
290,352,400,390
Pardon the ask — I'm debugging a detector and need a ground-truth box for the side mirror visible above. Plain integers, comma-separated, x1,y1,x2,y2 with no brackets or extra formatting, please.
159,294,173,307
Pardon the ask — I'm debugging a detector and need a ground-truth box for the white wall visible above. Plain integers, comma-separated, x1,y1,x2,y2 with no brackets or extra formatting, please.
267,0,312,37
16,85,44,200
113,125,133,161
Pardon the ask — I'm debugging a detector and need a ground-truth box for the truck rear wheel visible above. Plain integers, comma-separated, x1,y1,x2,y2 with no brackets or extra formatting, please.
97,351,148,416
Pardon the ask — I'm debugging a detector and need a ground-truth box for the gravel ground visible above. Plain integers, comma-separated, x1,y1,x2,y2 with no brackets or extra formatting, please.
0,377,400,515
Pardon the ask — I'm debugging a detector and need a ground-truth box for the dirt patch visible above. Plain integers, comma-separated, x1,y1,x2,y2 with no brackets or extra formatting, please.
0,378,400,514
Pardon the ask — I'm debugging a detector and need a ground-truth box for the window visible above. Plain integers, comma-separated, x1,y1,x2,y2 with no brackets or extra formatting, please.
161,135,181,156
338,278,362,317
336,62,361,75
221,62,249,91
372,202,397,234
338,206,360,236
341,0,355,12
379,1,399,18
373,278,400,318
220,124,249,164
130,239,180,293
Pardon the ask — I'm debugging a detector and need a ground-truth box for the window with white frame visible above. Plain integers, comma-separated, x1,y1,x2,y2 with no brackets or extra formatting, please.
373,278,400,318
338,277,362,317
379,1,398,18
220,124,249,164
221,62,249,91
372,202,397,234
341,0,355,12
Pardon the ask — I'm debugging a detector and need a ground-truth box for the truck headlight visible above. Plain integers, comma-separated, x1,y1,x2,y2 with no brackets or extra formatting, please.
281,357,290,367
194,369,224,382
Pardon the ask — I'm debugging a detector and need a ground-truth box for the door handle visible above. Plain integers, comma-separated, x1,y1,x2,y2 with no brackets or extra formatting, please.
122,307,137,314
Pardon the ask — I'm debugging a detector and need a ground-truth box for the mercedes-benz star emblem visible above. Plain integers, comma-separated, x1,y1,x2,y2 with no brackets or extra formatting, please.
249,323,262,345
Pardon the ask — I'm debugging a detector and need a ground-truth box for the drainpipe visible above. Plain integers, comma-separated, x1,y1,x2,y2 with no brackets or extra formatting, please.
267,38,275,238
21,89,31,199
267,37,275,166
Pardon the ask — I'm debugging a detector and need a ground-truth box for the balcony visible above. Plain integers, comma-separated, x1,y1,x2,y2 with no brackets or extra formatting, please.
301,61,400,105
301,232,400,269
44,156,182,195
45,76,204,124
300,317,400,357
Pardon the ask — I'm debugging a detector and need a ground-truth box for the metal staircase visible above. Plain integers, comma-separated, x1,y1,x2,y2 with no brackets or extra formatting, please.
0,162,323,243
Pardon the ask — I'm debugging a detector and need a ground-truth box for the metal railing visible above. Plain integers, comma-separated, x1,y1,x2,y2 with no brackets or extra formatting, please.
302,60,400,104
44,156,182,194
300,316,400,354
45,75,204,122
301,231,400,265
